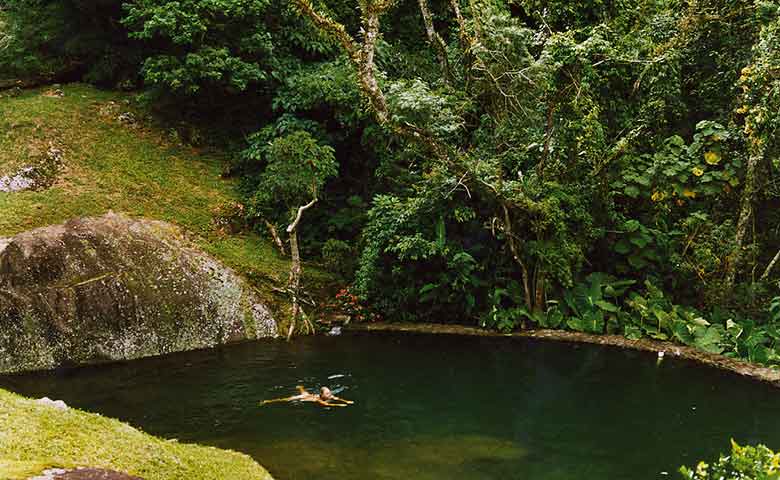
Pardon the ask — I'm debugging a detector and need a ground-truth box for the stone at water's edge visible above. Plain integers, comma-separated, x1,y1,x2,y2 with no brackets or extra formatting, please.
30,468,143,480
0,213,277,374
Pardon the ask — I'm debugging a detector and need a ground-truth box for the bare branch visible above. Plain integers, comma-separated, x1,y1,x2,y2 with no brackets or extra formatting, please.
264,219,286,256
287,198,318,234
761,248,780,282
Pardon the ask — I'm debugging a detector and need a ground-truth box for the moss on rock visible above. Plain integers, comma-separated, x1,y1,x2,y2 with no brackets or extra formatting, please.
0,213,278,374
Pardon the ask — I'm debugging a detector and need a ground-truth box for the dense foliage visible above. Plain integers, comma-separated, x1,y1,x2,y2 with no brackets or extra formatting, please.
2,0,779,356
681,441,780,480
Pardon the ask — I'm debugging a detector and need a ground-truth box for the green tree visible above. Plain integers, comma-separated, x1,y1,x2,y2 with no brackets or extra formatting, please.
246,130,337,339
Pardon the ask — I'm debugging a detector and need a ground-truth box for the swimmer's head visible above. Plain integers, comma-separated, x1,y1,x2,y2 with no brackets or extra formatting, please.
320,386,333,399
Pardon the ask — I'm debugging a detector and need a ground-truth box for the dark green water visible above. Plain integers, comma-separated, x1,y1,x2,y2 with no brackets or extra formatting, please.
2,332,780,480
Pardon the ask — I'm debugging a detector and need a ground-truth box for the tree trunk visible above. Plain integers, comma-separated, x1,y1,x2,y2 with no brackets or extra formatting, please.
358,7,390,124
286,229,302,341
448,0,469,51
284,198,318,340
293,0,389,124
724,147,763,289
502,203,533,310
534,271,545,314
417,0,451,84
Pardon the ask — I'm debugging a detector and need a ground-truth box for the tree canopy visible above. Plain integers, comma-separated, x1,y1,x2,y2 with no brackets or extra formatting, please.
2,0,779,360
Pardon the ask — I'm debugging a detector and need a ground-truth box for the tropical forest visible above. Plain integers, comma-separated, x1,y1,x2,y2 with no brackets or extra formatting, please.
0,0,779,478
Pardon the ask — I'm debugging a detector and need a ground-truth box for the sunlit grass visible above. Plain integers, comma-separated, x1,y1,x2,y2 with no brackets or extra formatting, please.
0,84,233,235
0,389,273,480
0,83,333,292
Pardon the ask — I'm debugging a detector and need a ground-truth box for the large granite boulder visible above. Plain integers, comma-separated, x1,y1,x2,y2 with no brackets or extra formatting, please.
0,213,277,373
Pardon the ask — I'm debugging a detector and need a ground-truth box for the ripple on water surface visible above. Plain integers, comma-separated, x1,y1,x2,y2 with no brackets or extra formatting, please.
2,332,780,480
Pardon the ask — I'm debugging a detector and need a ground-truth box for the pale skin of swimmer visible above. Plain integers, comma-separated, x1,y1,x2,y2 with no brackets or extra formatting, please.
260,386,354,407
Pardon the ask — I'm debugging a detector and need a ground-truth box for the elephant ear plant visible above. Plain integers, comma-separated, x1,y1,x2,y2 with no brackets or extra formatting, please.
246,130,337,339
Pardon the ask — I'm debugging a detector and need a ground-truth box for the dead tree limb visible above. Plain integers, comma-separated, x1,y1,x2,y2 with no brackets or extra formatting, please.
264,219,286,256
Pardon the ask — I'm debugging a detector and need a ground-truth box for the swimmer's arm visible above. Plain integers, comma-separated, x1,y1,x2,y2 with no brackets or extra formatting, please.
331,396,354,404
317,399,348,407
260,394,304,406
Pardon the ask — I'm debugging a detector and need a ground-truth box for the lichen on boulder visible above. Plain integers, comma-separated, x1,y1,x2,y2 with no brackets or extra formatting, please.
0,213,277,373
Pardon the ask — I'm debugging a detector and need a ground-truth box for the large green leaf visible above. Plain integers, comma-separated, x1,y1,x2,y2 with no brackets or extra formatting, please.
435,216,446,248
749,345,771,365
583,310,605,334
694,326,724,354
542,308,564,329
624,324,643,340
671,320,695,345
595,300,619,313
623,185,640,198
627,255,648,269
567,317,586,332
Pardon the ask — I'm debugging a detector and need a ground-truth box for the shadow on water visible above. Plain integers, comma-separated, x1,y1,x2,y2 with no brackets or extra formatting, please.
2,332,780,480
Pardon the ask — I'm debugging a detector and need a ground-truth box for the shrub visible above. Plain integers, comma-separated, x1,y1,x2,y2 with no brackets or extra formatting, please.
680,441,780,480
322,238,355,278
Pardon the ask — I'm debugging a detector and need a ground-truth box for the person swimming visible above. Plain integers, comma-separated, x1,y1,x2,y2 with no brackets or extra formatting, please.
260,385,354,407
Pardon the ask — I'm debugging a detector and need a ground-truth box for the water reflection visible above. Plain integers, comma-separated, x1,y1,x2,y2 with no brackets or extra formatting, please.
245,434,526,480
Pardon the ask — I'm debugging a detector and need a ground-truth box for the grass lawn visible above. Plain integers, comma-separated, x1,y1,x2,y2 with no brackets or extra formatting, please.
0,389,273,480
0,83,336,305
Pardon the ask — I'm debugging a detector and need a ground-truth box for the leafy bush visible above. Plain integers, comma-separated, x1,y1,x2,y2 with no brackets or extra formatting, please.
680,441,780,480
0,0,140,84
322,238,355,278
123,0,272,96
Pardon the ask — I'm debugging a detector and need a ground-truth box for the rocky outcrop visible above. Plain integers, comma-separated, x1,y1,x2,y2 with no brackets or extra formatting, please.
0,213,277,373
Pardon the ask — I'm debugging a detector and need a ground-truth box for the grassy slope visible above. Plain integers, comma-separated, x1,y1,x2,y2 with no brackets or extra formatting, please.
0,84,337,478
0,389,273,480
0,83,334,302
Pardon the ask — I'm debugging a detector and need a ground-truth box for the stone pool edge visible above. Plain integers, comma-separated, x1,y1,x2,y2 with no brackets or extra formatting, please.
346,322,780,387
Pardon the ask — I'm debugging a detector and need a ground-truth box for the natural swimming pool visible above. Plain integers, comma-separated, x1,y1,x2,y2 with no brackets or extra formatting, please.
2,332,780,479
